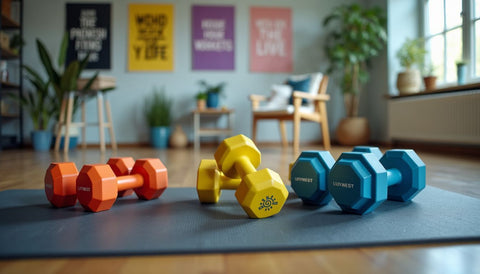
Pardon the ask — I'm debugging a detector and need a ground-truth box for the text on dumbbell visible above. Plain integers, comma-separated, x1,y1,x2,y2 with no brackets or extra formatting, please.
332,181,355,189
294,177,313,183
78,186,91,192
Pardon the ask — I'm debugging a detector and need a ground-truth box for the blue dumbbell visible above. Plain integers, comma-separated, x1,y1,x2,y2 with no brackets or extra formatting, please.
328,149,426,214
290,147,382,205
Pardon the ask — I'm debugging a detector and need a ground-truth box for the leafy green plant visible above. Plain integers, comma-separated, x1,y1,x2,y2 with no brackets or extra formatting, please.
195,92,207,100
144,86,173,127
35,32,100,120
323,4,387,117
9,67,54,130
396,38,427,69
198,80,226,96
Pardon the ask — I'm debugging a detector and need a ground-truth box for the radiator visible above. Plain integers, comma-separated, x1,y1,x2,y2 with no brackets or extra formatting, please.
388,90,480,145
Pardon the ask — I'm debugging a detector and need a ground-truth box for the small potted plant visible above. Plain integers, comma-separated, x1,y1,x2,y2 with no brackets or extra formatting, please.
10,66,55,151
195,91,207,110
422,62,437,91
145,86,172,148
456,60,467,85
198,80,226,108
396,38,427,94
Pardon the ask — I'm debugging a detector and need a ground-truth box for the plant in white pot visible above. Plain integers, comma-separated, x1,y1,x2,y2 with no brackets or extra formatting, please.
323,3,387,145
10,66,55,151
145,86,173,148
396,38,427,94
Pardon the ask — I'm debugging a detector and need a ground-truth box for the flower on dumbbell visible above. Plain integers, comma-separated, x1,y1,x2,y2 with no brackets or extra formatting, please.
258,195,278,211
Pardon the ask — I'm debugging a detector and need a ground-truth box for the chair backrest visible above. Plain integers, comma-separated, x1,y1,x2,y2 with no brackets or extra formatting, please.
314,75,329,113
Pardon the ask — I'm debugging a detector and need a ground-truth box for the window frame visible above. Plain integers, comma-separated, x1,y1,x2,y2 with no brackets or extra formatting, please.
421,0,480,84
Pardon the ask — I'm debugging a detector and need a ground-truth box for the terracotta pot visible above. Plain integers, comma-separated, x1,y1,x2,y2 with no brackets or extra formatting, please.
169,125,188,148
423,76,437,91
197,99,206,110
396,69,421,95
335,117,370,146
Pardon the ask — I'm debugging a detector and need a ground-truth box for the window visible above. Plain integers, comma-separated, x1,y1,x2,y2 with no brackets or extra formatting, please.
423,0,479,83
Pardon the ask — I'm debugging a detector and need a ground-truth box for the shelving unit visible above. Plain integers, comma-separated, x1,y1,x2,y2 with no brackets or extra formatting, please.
0,0,23,150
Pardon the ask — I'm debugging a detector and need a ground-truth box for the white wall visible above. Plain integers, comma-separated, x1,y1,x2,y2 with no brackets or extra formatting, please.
22,0,367,145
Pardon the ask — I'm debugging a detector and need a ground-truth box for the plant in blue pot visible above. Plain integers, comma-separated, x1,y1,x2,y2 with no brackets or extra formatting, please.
198,80,226,109
145,87,172,148
9,66,55,151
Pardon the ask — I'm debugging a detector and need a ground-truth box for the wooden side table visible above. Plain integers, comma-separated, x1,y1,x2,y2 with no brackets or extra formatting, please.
192,108,234,150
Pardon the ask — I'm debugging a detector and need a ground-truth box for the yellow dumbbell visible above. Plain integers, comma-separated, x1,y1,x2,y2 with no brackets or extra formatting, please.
213,134,289,218
197,159,241,203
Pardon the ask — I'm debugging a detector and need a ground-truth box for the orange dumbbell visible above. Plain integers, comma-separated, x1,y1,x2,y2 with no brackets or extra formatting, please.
44,157,135,208
76,158,168,212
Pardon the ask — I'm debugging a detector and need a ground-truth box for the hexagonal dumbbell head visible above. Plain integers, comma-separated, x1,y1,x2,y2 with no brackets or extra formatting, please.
214,134,261,179
352,146,383,159
290,151,335,206
108,157,135,197
77,164,118,212
44,162,79,208
197,159,241,203
380,149,426,202
131,158,168,200
235,168,289,218
328,152,388,215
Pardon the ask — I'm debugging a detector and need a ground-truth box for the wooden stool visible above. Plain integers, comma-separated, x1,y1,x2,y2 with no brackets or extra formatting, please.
54,77,117,153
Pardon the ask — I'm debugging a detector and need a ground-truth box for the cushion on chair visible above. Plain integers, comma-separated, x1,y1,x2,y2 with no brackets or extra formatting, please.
287,77,311,105
259,84,292,110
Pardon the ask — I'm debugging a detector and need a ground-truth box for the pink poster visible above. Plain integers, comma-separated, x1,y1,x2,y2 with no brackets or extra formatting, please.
249,7,292,72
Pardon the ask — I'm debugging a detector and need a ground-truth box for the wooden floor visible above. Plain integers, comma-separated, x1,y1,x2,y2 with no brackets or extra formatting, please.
0,143,479,273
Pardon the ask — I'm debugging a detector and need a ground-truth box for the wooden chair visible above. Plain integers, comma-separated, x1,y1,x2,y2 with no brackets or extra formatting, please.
249,74,331,154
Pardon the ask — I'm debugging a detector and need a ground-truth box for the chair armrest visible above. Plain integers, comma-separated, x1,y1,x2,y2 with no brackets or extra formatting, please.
292,91,330,101
249,94,268,102
249,94,268,110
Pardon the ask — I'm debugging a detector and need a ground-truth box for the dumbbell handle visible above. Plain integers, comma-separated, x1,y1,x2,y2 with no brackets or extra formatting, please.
117,174,143,191
234,156,257,178
386,168,402,187
218,170,241,189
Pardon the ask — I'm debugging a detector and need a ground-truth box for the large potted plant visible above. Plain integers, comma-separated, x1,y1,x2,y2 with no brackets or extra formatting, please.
323,4,387,145
396,38,427,94
35,33,99,148
198,80,226,108
145,86,173,148
9,66,55,151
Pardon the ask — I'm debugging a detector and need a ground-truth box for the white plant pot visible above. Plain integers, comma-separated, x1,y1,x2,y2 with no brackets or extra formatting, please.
396,69,421,95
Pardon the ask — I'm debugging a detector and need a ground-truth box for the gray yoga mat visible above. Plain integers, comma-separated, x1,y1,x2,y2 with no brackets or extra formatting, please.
0,186,479,258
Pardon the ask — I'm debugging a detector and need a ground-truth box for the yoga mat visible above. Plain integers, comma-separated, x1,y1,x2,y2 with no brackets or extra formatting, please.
0,187,479,258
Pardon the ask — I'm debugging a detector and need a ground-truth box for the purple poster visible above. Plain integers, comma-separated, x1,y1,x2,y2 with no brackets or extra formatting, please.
192,5,234,70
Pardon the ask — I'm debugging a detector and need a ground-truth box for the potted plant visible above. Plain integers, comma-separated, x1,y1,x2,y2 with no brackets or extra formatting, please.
323,3,387,145
396,38,427,94
145,86,172,148
195,91,207,110
9,66,55,151
34,32,99,148
456,60,467,85
198,80,226,108
422,62,437,91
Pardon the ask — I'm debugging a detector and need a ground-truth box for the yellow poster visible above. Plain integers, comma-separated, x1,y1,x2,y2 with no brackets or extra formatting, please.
128,4,174,71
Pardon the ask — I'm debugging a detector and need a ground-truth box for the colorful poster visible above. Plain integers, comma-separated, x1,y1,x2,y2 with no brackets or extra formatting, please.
128,4,174,71
192,5,235,70
249,7,292,72
66,3,111,69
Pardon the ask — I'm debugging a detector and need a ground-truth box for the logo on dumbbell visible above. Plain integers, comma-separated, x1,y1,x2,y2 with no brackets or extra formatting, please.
331,181,355,189
258,195,278,211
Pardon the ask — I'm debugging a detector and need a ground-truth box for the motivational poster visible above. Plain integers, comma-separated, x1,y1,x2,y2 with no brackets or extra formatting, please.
66,3,111,69
128,4,174,71
250,7,292,72
192,5,235,70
